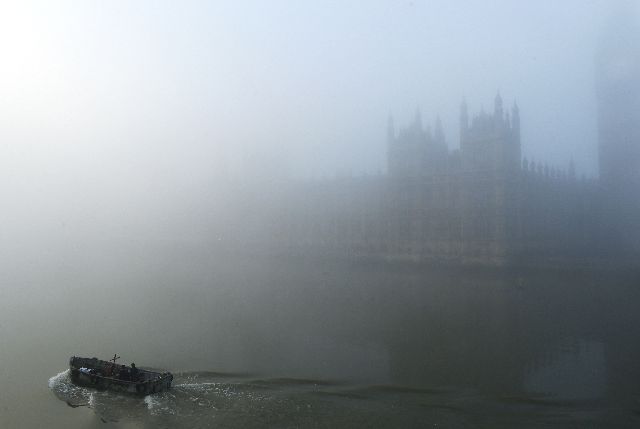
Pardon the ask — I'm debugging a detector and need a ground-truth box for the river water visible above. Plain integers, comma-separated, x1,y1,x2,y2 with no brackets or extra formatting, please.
2,241,640,427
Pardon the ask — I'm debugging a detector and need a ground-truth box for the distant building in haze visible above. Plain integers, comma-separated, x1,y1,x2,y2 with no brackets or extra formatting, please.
595,7,640,253
229,12,639,268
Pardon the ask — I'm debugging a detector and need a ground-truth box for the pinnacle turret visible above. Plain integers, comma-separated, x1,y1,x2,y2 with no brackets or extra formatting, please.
434,116,445,145
494,91,503,119
460,98,469,136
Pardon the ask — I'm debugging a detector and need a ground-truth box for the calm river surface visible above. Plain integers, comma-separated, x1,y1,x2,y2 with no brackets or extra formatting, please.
2,241,640,427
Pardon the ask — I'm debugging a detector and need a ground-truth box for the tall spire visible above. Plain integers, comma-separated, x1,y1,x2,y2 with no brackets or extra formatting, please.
494,91,503,120
511,101,520,140
434,116,445,145
460,98,468,137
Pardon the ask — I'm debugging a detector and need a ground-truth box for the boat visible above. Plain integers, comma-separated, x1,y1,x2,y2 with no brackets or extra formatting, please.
69,355,173,395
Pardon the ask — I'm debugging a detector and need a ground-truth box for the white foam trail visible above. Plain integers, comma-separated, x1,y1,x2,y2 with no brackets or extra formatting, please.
50,369,93,407
175,382,219,388
48,369,70,389
145,393,177,416
144,394,157,411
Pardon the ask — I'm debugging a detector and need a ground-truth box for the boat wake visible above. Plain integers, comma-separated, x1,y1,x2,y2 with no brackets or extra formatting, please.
48,369,93,408
49,369,600,427
48,369,267,423
48,369,334,425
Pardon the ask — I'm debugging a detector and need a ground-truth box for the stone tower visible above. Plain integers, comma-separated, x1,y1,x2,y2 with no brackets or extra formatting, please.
596,4,640,193
458,94,522,265
595,4,640,251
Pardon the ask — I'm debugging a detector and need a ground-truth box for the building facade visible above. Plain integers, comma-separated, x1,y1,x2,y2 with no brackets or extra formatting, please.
234,16,639,268
262,95,604,267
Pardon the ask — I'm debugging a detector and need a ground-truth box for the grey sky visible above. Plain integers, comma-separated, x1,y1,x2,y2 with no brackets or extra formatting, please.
0,1,633,238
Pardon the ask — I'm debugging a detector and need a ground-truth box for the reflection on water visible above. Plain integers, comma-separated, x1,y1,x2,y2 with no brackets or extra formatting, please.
525,339,606,401
37,251,640,427
5,246,640,426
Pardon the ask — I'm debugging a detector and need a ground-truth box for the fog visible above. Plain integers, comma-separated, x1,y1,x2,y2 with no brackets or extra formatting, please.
2,1,640,427
0,1,622,238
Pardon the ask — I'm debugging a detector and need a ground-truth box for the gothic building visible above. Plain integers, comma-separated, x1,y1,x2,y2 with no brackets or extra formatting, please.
259,95,602,267
233,13,639,268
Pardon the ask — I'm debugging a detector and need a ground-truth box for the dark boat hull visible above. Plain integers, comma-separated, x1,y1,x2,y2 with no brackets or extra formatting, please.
69,356,173,395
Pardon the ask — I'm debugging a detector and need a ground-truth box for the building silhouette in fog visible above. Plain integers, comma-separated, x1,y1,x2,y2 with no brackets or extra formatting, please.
238,12,639,268
265,94,603,267
595,8,640,255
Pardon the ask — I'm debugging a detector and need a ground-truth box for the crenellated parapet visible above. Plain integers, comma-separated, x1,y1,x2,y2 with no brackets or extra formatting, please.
521,158,580,183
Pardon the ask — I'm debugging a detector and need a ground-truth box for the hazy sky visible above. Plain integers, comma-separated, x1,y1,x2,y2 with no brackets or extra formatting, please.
0,0,634,238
